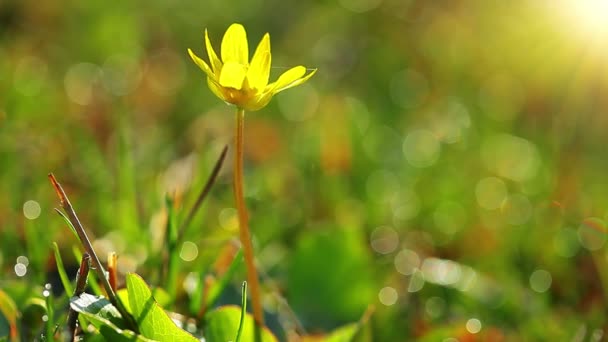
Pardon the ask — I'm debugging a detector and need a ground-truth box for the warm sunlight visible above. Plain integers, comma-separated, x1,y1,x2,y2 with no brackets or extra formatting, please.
563,0,608,42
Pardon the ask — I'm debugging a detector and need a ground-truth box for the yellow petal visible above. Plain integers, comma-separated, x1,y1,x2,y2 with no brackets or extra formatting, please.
221,23,248,65
188,48,216,79
244,91,275,111
247,33,271,91
205,29,222,73
275,68,317,93
207,77,227,101
267,66,306,93
219,61,248,90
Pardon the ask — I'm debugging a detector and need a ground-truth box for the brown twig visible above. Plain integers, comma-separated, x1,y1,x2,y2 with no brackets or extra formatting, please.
108,252,118,292
67,253,90,341
48,174,139,333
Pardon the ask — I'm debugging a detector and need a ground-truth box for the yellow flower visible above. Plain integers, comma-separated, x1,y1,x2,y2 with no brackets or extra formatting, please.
188,23,316,111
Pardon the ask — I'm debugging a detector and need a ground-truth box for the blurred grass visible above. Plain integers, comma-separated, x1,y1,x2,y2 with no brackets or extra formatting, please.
2,0,608,340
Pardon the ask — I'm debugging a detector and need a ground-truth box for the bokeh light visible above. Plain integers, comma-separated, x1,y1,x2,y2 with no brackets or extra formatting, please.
578,218,607,251
481,134,540,182
394,249,420,276
529,269,552,293
425,296,446,319
179,241,199,262
378,286,398,306
475,177,508,210
370,226,399,254
403,129,440,168
466,318,482,334
23,200,41,220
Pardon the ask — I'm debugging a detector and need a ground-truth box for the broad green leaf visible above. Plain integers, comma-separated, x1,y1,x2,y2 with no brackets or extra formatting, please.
118,287,171,315
205,305,278,342
323,323,359,342
76,309,156,342
300,323,359,342
0,290,18,341
70,293,125,329
288,228,375,329
126,273,198,342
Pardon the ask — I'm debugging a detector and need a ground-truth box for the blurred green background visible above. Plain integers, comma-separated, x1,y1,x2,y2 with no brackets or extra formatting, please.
2,0,608,340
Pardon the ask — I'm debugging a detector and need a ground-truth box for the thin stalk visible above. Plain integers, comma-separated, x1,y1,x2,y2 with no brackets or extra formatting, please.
176,145,228,242
67,253,90,341
233,108,264,325
48,174,139,333
165,195,179,302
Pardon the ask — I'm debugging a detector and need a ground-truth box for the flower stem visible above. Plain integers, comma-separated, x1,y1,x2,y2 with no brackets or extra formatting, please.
234,108,264,326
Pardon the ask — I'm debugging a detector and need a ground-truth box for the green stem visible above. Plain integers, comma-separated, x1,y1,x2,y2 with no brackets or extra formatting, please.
233,108,264,326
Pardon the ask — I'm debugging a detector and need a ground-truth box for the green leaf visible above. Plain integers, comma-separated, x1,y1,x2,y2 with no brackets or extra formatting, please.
323,323,359,342
288,228,375,329
70,293,125,329
54,209,79,240
205,305,278,342
76,309,156,342
235,282,247,342
126,273,198,342
51,242,73,295
118,287,171,315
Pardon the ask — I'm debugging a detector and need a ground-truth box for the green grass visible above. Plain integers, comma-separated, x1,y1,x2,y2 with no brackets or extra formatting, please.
2,1,608,340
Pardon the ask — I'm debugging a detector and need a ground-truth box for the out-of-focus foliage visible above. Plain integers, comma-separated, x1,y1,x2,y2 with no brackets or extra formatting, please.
2,0,608,340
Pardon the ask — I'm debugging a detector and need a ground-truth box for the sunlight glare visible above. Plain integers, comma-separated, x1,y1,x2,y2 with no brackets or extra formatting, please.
566,0,608,38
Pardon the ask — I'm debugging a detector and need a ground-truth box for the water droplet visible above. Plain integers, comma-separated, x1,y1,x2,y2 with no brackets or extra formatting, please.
42,315,48,322
42,290,50,298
